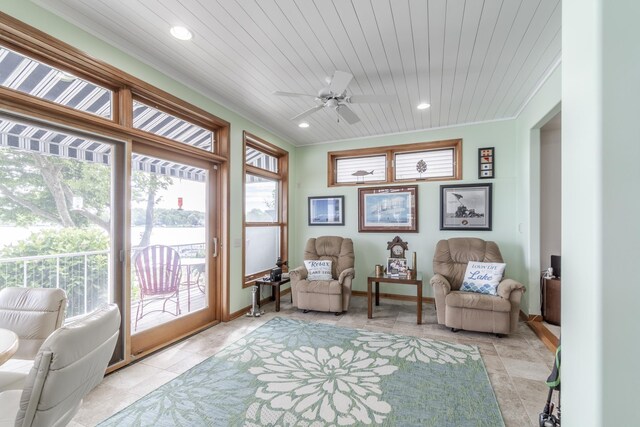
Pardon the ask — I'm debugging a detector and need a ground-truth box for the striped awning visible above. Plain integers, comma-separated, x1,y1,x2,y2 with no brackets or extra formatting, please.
133,101,213,151
0,117,111,164
245,147,278,173
0,46,112,118
1,45,207,181
1,45,215,152
0,116,206,182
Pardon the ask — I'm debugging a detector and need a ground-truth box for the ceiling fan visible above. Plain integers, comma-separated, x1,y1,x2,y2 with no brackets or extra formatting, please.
273,71,396,124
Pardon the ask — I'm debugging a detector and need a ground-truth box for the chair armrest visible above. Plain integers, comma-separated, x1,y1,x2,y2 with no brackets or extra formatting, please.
289,266,308,282
430,273,451,325
429,273,451,294
337,268,355,285
497,278,526,300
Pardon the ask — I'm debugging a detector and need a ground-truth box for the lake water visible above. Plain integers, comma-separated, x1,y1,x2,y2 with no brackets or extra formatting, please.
0,226,206,251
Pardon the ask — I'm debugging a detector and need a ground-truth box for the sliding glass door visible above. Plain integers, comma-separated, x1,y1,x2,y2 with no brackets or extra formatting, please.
130,144,217,355
0,113,125,362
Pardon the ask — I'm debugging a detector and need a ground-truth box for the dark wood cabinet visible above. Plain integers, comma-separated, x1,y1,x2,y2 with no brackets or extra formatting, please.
543,278,561,326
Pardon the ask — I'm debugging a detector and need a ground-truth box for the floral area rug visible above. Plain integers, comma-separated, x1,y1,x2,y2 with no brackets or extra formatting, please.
99,317,504,426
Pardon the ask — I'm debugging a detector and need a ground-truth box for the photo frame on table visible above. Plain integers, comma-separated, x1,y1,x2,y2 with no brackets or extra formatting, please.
358,185,418,232
478,147,495,179
308,196,345,226
440,183,492,231
387,258,408,276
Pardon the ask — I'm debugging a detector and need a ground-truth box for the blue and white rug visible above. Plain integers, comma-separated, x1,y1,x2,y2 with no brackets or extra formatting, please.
100,317,503,426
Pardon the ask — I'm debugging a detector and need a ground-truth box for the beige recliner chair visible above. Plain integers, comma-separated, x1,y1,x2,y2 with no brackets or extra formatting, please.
290,236,355,314
0,287,67,392
0,304,120,427
430,238,526,335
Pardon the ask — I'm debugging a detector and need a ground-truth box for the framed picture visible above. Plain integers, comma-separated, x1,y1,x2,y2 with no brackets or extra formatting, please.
440,183,492,231
478,147,495,179
358,185,418,232
387,258,408,276
308,196,345,226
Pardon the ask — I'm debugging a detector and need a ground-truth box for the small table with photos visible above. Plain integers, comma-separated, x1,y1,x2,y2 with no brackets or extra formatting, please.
367,272,424,325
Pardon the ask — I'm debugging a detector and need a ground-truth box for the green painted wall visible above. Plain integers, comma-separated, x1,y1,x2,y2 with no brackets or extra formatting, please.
293,119,526,299
514,65,561,315
0,0,298,315
563,0,640,424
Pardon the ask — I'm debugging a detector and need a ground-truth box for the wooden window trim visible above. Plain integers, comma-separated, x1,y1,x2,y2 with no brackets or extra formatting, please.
0,12,229,148
327,138,462,187
0,12,233,356
242,132,288,288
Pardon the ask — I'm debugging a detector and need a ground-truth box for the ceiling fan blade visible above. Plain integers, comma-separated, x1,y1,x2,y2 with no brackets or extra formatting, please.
273,91,317,98
336,104,361,124
348,94,396,104
290,105,324,121
329,71,353,95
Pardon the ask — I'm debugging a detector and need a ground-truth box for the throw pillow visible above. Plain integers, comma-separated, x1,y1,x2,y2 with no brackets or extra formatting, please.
460,262,506,296
304,260,333,281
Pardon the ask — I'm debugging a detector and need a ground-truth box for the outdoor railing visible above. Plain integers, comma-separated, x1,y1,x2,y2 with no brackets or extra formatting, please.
0,242,205,320
0,250,110,318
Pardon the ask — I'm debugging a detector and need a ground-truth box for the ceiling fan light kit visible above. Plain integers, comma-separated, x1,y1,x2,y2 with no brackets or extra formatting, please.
274,70,396,125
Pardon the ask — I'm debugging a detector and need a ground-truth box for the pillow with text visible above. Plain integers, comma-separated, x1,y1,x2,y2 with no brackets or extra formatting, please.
304,260,333,281
460,262,506,296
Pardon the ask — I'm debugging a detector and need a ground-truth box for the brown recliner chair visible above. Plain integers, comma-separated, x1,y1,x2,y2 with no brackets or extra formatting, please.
430,238,526,335
290,236,355,314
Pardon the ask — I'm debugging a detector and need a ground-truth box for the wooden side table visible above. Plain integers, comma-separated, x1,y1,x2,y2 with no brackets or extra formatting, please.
367,273,424,325
254,277,291,312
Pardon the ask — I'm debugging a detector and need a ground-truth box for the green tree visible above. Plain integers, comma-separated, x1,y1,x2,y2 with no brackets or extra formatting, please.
0,150,111,230
131,173,172,247
0,147,174,248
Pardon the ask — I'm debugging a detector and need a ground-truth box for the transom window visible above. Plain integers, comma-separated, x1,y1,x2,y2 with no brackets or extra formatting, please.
328,139,462,186
335,155,386,184
0,46,112,119
133,100,214,151
394,149,455,180
245,146,278,173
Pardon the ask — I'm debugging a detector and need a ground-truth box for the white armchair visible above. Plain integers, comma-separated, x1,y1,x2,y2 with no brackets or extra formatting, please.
0,287,67,392
0,304,120,427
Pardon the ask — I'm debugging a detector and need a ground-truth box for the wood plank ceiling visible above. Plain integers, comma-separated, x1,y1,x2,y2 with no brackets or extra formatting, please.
34,0,561,146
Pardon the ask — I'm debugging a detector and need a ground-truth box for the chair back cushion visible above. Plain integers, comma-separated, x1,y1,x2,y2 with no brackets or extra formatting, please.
433,238,504,290
15,304,120,427
0,287,67,359
304,237,354,279
134,245,182,296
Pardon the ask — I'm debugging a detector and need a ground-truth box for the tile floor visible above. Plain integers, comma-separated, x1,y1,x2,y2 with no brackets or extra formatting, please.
71,296,557,427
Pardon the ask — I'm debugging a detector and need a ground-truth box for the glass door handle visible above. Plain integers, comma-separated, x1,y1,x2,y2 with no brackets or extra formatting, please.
212,237,218,258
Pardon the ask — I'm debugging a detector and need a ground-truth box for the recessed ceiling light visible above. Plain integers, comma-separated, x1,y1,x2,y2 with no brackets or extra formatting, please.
298,122,310,128
417,103,431,110
170,26,193,41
